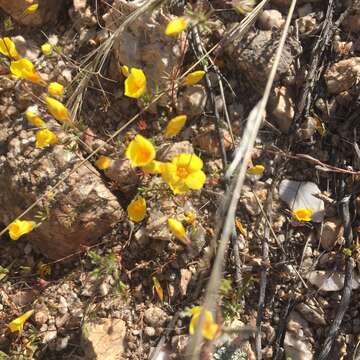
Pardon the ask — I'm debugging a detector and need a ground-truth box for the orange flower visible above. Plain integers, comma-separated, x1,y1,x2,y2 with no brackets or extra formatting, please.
292,208,313,222
125,134,155,167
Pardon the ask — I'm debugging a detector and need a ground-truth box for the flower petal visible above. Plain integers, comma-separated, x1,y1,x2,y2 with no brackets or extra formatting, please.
127,196,147,222
185,170,206,190
172,153,203,172
184,70,206,86
165,17,188,36
164,115,187,138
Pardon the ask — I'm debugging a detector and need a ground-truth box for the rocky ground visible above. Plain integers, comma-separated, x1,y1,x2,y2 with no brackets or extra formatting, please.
1,0,360,359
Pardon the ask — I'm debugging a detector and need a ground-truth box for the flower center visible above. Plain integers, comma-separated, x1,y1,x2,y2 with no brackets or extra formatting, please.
177,166,189,179
12,225,20,234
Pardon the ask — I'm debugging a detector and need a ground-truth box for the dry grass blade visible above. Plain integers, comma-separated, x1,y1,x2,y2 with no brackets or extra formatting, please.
185,0,298,358
67,0,167,117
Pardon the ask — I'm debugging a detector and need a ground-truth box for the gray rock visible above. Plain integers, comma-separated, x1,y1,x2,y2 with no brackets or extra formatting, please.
12,36,40,61
226,30,302,92
144,326,156,337
43,324,57,344
144,306,168,327
56,336,69,351
306,270,360,291
279,180,324,222
58,296,68,315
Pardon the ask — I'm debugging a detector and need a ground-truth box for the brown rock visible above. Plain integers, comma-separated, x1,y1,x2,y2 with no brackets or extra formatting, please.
295,303,326,326
241,183,268,216
10,289,38,306
144,306,168,327
0,0,63,26
34,303,50,325
104,158,139,193
179,269,192,296
271,86,295,133
258,10,284,30
82,318,126,360
0,118,124,260
319,217,343,250
194,127,233,157
157,141,194,162
325,57,360,94
343,11,360,33
177,85,208,117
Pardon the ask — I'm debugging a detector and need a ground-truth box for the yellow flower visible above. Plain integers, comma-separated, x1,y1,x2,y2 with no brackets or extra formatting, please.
124,68,146,99
23,3,39,15
35,129,58,149
8,220,36,241
189,306,219,341
165,115,187,138
45,96,71,123
47,82,64,97
25,110,46,128
121,65,129,77
292,208,313,222
95,155,113,170
247,164,265,175
41,42,53,55
165,17,188,36
127,196,147,222
167,218,186,241
161,153,206,194
8,310,34,334
125,134,155,167
0,37,20,59
141,160,165,174
184,211,196,225
184,70,206,86
10,58,43,84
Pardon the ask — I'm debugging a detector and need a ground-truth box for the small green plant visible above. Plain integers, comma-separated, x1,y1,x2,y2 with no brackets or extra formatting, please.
220,277,254,321
87,251,128,298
